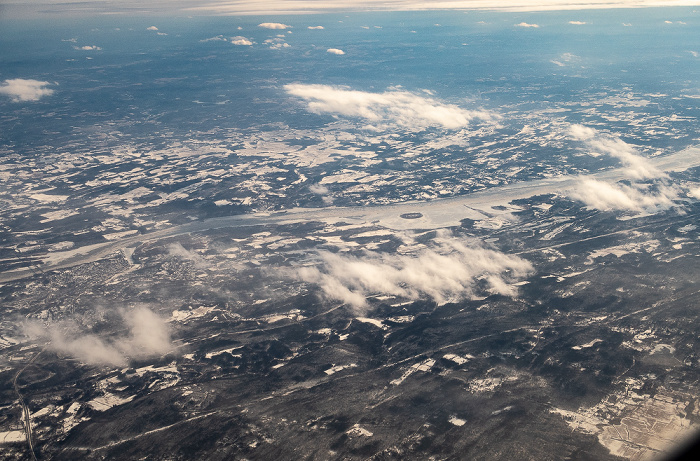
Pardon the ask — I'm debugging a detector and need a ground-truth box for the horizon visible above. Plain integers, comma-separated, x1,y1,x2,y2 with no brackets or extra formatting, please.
2,0,700,19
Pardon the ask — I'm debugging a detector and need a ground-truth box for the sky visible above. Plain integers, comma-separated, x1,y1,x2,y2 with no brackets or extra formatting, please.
2,0,700,18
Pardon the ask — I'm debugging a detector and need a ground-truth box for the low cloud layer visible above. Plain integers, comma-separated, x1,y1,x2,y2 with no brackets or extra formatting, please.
23,306,172,367
290,231,533,309
285,84,495,130
0,78,55,102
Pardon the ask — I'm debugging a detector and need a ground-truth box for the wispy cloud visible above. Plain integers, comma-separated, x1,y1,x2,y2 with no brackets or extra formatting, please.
74,45,101,50
288,231,533,310
308,25,324,29
258,22,291,29
285,84,496,131
515,22,540,28
326,48,345,55
551,52,580,67
147,25,158,31
167,242,209,269
569,179,678,212
568,20,586,25
569,124,661,180
23,306,172,367
568,125,681,212
200,35,229,42
0,78,55,102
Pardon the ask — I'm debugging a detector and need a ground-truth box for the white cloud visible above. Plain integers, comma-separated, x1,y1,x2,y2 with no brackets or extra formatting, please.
74,45,101,50
285,83,496,131
308,25,324,29
568,125,682,212
688,187,700,199
264,38,290,49
23,306,172,367
309,183,329,194
327,48,345,55
569,179,678,212
258,22,291,29
167,242,209,269
231,36,253,45
0,78,55,102
147,25,158,30
200,35,228,42
569,20,586,24
569,124,662,180
123,307,172,359
551,52,580,67
290,231,533,310
516,22,540,28
309,184,333,203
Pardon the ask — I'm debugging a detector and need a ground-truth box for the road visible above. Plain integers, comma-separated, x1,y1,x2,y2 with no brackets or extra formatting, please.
13,349,43,461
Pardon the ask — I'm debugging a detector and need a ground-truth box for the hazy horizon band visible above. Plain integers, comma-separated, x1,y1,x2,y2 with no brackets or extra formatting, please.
3,0,700,18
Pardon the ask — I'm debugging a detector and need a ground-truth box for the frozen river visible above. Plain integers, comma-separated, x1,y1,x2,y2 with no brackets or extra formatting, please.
2,146,699,283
